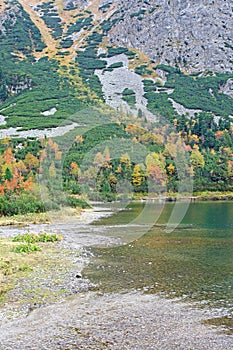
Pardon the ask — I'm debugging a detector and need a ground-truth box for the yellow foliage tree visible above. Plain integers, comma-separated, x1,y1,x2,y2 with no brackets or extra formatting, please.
25,153,39,170
132,164,143,187
93,152,104,168
49,162,56,178
190,149,205,170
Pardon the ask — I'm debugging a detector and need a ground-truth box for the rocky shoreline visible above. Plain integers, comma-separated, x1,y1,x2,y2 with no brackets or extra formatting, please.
0,291,232,350
0,207,232,349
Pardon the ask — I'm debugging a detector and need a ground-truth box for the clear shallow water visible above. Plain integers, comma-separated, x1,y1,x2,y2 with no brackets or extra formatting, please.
85,201,233,312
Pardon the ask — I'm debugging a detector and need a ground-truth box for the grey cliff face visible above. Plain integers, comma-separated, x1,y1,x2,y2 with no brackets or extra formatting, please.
107,0,233,73
0,0,232,74
0,2,21,35
64,0,88,10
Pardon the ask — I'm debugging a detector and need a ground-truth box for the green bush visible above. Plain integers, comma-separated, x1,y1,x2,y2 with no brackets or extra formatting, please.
105,62,124,72
0,194,46,217
108,62,123,69
67,17,92,36
107,46,128,57
41,13,62,39
60,38,73,49
130,9,146,18
67,196,91,209
144,91,177,121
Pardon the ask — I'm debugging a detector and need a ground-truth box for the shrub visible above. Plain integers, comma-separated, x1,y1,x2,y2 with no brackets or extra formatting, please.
107,46,128,57
0,194,46,217
122,88,136,106
154,65,233,118
67,196,91,209
135,64,153,76
108,62,123,69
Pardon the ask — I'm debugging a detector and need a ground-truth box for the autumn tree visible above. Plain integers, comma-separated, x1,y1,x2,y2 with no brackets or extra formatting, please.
25,153,39,171
14,160,27,176
146,152,166,190
103,147,111,168
70,161,79,180
132,164,144,187
3,147,14,164
190,149,205,175
120,153,132,179
75,135,84,144
108,172,118,192
22,175,34,191
93,152,104,168
49,162,57,178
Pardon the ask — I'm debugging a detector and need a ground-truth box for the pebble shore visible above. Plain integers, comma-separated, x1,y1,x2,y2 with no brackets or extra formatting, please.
0,292,232,350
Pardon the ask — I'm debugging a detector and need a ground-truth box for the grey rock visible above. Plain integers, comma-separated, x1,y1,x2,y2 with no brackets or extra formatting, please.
64,0,88,10
106,0,233,73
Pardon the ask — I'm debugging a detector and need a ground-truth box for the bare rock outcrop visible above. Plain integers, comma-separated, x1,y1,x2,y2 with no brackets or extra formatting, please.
107,0,233,73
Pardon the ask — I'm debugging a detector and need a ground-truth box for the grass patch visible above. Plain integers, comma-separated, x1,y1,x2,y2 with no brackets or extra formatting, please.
0,230,67,308
12,231,62,254
203,316,233,335
0,212,51,226
12,232,62,244
193,191,233,201
13,244,41,254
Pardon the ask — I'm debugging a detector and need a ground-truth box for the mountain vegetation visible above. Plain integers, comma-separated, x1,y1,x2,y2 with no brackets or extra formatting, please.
0,0,232,215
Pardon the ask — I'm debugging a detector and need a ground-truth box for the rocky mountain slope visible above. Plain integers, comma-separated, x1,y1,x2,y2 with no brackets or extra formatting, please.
107,0,233,73
0,0,232,134
0,2,233,207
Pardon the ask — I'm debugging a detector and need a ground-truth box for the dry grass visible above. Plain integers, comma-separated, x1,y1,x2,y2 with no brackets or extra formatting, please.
0,237,46,301
17,0,58,59
0,206,84,227
0,212,50,227
0,1,6,15
203,316,233,335
87,0,101,18
128,50,158,79
0,231,78,311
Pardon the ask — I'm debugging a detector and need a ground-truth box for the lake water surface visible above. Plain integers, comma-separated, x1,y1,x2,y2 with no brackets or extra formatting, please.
85,201,233,312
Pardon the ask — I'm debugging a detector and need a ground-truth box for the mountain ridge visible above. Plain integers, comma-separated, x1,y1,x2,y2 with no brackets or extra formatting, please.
0,0,232,129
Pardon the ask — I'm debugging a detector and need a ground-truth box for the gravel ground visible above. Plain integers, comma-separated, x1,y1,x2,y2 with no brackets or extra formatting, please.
95,54,157,122
0,208,232,349
0,116,80,139
0,292,232,350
